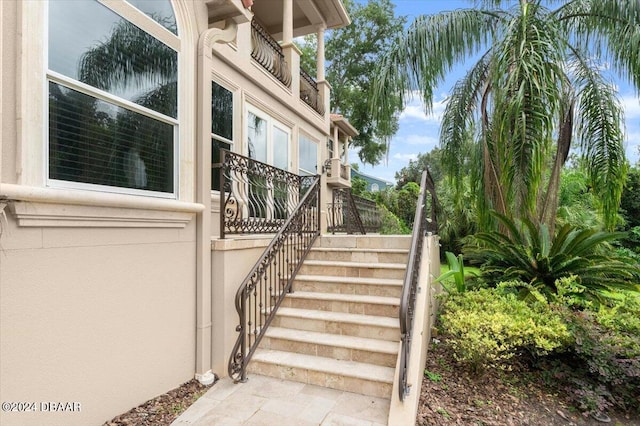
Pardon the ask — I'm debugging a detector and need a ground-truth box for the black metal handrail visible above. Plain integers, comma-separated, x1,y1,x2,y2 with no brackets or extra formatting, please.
217,150,310,238
398,169,438,401
299,67,324,116
251,18,292,87
327,188,366,234
228,175,321,382
352,194,383,233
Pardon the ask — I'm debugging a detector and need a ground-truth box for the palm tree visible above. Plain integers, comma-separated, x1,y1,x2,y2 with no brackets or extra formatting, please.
373,0,640,231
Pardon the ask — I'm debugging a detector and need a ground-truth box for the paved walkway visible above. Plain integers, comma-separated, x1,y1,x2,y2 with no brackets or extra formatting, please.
171,374,390,425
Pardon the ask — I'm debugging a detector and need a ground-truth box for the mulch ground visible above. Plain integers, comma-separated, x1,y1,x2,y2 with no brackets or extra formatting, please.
103,379,213,426
417,336,640,426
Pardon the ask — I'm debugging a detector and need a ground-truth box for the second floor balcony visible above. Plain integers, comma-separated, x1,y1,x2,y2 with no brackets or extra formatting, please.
208,0,349,120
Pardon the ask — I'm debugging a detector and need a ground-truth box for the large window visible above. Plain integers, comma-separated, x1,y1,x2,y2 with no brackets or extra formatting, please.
47,0,178,195
299,134,318,176
246,108,290,170
211,81,234,191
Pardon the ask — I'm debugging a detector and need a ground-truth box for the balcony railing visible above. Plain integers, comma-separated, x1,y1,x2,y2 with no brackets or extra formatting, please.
299,67,324,116
251,18,291,88
327,188,383,234
216,150,314,238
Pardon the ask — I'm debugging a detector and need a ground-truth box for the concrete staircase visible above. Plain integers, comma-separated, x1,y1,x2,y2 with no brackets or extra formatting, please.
248,235,411,399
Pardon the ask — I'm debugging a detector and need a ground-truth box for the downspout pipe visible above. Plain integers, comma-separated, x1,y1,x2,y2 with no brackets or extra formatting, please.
195,19,238,386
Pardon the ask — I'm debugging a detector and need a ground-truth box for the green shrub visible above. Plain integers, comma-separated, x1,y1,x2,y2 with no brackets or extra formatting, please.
439,287,570,372
543,305,640,415
378,204,409,234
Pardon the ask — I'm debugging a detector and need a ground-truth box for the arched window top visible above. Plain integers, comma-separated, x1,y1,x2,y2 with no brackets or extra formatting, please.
126,0,178,35
371,183,380,192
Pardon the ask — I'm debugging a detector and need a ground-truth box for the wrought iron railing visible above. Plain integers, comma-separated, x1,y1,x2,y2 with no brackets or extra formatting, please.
228,175,321,382
398,169,439,401
327,188,366,234
299,67,324,116
217,150,312,238
251,18,292,88
353,195,383,232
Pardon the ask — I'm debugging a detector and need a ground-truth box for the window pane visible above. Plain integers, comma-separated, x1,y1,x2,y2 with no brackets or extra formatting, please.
126,0,178,34
299,135,317,175
248,113,267,163
211,138,230,191
49,82,174,193
49,0,177,118
273,127,288,170
212,82,233,141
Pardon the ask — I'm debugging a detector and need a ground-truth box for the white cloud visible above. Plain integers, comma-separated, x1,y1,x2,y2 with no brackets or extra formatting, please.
399,96,447,123
393,153,418,162
405,134,439,146
621,95,640,119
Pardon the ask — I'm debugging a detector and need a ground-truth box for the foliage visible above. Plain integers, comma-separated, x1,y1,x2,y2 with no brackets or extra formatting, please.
541,305,640,415
372,0,639,231
350,175,368,197
325,0,406,165
620,167,640,228
378,204,409,235
434,251,477,293
556,165,603,230
439,288,570,372
396,182,420,227
395,148,445,189
469,212,640,306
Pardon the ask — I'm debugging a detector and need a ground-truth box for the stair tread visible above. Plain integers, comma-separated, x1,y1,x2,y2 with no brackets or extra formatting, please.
265,327,398,354
310,247,409,254
294,275,403,286
303,260,407,269
252,349,395,383
276,307,399,328
287,291,399,306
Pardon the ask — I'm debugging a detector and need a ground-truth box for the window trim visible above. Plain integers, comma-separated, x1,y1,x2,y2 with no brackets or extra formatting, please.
210,77,237,195
44,0,180,199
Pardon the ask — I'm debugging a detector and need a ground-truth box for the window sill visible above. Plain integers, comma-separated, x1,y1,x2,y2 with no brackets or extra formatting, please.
1,184,204,228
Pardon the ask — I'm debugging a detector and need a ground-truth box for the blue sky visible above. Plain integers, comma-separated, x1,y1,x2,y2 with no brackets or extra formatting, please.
351,0,640,184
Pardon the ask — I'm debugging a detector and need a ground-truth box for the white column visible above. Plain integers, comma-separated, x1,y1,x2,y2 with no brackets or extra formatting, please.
282,0,293,44
316,26,325,81
333,126,339,159
344,136,350,164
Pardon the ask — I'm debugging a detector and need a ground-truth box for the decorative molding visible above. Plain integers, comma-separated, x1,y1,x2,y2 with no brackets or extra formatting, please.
2,184,203,228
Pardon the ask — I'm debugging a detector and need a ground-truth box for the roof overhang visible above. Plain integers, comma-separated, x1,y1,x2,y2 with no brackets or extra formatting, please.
331,114,359,138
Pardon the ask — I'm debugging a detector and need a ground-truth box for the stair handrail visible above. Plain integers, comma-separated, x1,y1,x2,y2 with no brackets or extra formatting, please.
398,169,438,401
228,175,321,382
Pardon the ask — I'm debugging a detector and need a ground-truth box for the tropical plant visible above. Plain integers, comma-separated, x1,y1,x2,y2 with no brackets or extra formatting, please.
372,0,640,231
434,251,478,293
469,212,640,305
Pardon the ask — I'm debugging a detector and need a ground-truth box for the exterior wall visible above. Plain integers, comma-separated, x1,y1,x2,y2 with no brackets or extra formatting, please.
0,1,203,425
210,237,273,375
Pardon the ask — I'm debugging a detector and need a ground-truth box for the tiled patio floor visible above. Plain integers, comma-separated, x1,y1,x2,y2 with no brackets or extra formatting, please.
171,374,390,425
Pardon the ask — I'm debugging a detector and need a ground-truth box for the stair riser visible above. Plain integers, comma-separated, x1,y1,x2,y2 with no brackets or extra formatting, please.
299,264,406,280
305,250,408,264
280,297,399,318
270,315,400,341
293,280,402,298
317,236,411,250
260,336,397,368
247,361,392,399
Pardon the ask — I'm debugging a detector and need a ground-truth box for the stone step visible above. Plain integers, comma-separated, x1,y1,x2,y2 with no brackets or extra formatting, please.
293,275,403,298
271,307,400,341
261,327,398,367
305,247,409,264
248,349,395,399
280,291,399,318
316,234,411,250
299,260,407,280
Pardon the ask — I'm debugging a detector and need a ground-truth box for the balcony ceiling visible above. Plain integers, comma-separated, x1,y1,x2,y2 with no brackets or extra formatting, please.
251,0,350,40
